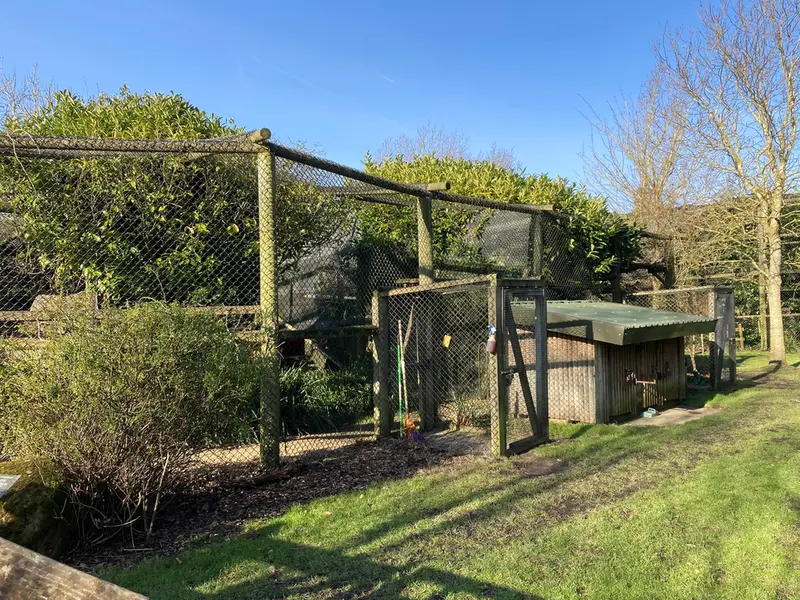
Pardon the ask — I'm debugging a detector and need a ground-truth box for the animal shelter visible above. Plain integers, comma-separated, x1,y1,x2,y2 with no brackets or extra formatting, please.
508,301,718,423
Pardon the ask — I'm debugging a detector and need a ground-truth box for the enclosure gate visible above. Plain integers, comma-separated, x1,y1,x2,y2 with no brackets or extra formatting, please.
372,276,548,457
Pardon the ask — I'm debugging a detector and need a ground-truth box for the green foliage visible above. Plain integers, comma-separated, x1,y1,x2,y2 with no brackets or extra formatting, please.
280,362,373,436
0,88,351,306
0,459,71,558
0,302,259,536
362,152,641,279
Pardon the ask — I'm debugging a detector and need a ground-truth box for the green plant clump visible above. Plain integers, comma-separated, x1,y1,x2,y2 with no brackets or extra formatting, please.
280,362,373,436
0,302,260,538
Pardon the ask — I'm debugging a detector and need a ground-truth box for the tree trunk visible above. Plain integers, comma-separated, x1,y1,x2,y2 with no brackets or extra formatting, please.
757,221,769,351
766,210,786,363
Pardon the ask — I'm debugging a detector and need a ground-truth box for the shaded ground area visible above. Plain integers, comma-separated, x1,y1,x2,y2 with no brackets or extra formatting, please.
104,352,800,599
69,439,464,571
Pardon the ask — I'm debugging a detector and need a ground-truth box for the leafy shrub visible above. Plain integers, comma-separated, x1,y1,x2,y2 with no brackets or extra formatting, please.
280,362,372,436
361,152,642,281
0,87,351,306
0,302,259,539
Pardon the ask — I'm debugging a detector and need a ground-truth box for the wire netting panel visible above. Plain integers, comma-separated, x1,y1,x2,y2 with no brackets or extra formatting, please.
625,287,734,385
503,287,549,450
0,132,610,505
385,281,496,456
273,156,419,331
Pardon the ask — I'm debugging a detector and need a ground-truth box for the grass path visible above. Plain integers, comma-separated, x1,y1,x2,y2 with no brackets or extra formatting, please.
108,353,800,599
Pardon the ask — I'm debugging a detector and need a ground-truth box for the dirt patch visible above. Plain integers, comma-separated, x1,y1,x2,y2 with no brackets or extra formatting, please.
424,427,491,456
627,405,723,427
67,438,464,572
513,456,565,477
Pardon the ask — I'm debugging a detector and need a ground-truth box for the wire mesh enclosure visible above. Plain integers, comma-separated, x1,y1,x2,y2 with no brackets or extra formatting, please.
625,286,736,387
0,130,605,495
373,277,548,457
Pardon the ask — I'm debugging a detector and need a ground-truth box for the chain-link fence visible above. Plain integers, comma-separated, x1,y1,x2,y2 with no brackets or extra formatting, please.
374,276,547,457
625,286,736,387
0,132,599,493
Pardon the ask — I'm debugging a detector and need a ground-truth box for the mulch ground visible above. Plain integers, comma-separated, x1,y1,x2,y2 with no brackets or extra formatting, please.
68,438,469,572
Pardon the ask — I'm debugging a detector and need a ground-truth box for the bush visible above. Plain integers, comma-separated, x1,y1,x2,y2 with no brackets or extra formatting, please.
280,362,373,436
0,302,259,539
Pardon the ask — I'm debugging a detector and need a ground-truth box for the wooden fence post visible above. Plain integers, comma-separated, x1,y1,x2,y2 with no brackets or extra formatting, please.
416,197,436,431
257,149,281,468
372,292,391,438
527,212,543,278
726,291,736,385
534,290,549,442
489,278,507,457
417,197,434,286
709,288,733,390
611,264,623,303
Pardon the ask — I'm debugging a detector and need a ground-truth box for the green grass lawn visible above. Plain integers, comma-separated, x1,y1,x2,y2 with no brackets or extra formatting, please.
107,352,800,599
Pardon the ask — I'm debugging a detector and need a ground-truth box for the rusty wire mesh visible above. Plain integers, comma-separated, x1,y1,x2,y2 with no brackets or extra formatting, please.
379,278,547,457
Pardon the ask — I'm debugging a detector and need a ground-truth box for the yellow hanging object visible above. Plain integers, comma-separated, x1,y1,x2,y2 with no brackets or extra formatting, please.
442,334,452,348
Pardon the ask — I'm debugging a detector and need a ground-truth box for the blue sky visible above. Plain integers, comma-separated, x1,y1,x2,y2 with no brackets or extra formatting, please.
2,0,701,182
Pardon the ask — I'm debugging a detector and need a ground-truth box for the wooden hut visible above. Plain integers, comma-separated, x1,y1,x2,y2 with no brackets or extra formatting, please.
510,301,717,424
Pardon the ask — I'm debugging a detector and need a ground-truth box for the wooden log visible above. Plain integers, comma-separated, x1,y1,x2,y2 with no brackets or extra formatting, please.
0,538,147,600
0,129,271,156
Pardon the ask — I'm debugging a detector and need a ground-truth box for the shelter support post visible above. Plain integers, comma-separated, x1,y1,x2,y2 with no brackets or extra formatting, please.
489,279,507,457
416,197,436,430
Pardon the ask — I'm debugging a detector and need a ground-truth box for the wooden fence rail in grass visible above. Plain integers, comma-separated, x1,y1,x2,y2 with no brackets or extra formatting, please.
0,537,147,600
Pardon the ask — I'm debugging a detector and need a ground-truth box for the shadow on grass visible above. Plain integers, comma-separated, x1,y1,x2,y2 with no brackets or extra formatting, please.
113,358,798,599
165,523,545,599
119,408,751,599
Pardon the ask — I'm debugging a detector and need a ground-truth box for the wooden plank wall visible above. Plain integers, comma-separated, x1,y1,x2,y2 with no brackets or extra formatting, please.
595,338,685,420
513,331,597,423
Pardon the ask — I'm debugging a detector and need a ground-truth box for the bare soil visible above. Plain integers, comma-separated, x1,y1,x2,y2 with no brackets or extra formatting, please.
68,438,462,572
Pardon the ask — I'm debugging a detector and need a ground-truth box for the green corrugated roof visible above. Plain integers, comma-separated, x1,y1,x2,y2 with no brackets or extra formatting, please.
511,300,717,345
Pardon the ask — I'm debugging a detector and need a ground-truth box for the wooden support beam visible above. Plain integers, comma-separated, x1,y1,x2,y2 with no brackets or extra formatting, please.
527,212,543,278
277,325,377,340
417,197,434,285
265,142,556,216
489,279,508,457
627,262,667,273
533,291,549,442
372,293,391,438
0,129,271,157
257,148,281,468
611,265,623,303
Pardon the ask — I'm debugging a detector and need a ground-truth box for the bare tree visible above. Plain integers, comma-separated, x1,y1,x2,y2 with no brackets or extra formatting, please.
583,67,689,225
477,141,521,172
0,62,48,126
582,67,697,288
657,0,800,363
376,123,519,170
